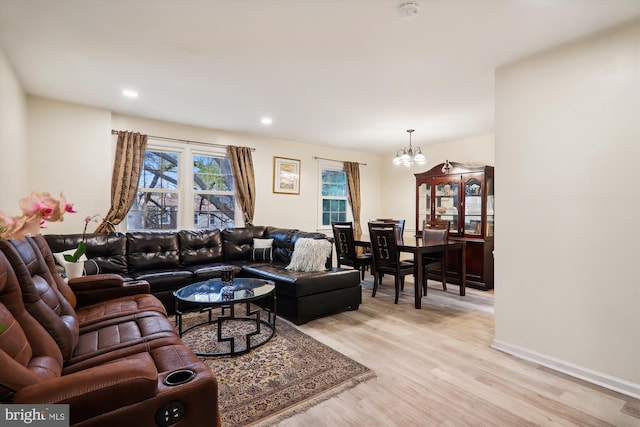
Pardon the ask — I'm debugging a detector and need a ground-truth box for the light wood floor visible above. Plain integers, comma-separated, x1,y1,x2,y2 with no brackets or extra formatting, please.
272,276,640,427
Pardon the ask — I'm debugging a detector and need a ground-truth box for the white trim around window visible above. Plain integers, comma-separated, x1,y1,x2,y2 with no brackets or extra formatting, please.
124,138,242,231
317,159,351,232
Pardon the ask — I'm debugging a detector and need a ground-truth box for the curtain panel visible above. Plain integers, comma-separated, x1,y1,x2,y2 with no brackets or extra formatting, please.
227,145,256,226
95,131,147,233
344,161,362,241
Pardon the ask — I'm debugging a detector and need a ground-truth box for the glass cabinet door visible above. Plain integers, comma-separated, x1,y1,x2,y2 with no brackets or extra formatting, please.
435,180,459,234
486,176,494,237
418,182,431,230
464,177,483,236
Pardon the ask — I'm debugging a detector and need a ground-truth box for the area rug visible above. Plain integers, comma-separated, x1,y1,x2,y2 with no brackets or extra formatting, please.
175,310,375,426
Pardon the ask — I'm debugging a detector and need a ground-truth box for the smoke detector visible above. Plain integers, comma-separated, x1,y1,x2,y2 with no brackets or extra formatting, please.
398,1,419,20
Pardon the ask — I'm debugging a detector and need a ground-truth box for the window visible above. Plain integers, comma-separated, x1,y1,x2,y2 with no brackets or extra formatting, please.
319,162,349,228
127,150,180,230
127,141,237,231
192,154,235,230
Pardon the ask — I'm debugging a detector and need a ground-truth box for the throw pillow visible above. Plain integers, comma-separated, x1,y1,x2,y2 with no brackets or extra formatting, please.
286,238,332,272
252,238,274,262
83,259,100,275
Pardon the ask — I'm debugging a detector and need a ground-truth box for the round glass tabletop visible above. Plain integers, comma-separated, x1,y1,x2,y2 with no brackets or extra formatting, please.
174,278,275,305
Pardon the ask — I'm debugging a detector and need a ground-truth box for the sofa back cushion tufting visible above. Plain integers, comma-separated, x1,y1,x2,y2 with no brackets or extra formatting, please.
127,232,180,272
222,227,253,261
178,229,224,266
44,233,128,274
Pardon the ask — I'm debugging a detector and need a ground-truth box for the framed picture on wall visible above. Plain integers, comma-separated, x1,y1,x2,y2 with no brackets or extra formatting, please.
273,157,301,194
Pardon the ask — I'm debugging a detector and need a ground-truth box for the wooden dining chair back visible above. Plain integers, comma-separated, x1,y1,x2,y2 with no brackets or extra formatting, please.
368,223,413,304
421,223,450,293
331,221,372,280
370,219,405,240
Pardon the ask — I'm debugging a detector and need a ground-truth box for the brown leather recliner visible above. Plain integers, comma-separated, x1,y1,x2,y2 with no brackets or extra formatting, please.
0,238,180,373
30,235,168,327
0,250,220,426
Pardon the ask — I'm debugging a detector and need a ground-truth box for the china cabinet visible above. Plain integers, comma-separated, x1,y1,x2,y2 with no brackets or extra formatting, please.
415,162,494,290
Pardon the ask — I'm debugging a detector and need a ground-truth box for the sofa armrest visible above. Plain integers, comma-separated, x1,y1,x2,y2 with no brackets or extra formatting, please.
14,357,158,424
68,273,124,291
68,275,151,307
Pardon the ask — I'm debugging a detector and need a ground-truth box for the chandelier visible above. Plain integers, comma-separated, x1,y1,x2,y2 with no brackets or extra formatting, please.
392,129,426,167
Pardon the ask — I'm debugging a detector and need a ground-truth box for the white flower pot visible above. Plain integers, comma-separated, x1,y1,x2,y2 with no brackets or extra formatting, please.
65,261,84,279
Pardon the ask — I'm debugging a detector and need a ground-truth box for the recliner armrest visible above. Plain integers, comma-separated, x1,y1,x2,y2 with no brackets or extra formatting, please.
67,273,124,291
68,275,151,307
14,356,158,424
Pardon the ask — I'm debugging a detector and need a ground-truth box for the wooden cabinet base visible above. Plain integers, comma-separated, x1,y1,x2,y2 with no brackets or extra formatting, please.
426,237,494,291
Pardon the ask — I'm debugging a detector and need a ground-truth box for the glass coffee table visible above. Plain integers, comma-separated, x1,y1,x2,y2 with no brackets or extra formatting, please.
173,278,276,357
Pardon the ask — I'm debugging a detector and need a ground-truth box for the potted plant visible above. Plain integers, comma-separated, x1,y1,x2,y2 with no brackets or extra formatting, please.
64,214,99,279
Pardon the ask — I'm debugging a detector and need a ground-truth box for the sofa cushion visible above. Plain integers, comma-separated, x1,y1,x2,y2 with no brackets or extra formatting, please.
127,232,180,272
222,227,260,261
45,233,128,274
241,264,360,298
263,227,296,264
178,229,224,266
286,238,332,272
129,269,194,293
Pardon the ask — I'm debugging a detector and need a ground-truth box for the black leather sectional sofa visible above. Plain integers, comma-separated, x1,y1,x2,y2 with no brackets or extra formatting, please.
45,226,361,324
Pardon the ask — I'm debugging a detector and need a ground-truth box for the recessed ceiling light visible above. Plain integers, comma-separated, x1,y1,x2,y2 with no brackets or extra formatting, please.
122,89,139,98
260,117,272,125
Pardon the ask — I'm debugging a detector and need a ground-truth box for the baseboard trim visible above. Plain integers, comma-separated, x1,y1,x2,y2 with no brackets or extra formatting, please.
491,339,640,400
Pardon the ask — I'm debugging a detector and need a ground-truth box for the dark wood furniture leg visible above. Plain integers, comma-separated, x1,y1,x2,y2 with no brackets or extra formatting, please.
459,241,466,296
414,250,423,309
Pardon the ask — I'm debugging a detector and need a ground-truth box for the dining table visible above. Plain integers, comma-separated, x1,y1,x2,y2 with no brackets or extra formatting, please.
356,234,466,309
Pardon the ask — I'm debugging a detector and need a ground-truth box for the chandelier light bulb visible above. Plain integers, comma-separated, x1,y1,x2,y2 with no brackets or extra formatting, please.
414,148,426,164
393,153,402,165
392,128,426,167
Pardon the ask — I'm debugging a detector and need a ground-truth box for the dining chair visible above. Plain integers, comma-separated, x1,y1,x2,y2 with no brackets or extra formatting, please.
331,221,373,280
368,222,413,304
421,223,449,294
370,219,405,240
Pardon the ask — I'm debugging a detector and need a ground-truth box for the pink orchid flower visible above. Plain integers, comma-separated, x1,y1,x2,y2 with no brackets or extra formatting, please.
42,193,75,222
84,214,100,224
0,211,16,239
19,193,53,218
6,214,42,240
59,193,76,214
2,192,76,240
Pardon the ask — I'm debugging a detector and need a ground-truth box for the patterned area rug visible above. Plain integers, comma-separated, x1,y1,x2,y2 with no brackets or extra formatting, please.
174,309,375,426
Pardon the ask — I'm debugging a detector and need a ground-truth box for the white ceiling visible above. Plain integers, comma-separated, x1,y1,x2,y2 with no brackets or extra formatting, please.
1,0,638,153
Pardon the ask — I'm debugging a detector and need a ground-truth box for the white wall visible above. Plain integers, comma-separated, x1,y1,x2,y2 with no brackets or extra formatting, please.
494,20,640,396
23,101,382,235
380,133,494,232
27,97,113,234
0,46,28,210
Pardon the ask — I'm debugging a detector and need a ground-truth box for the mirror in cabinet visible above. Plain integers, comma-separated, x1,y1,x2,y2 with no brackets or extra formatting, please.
417,182,431,230
434,179,459,235
463,176,483,236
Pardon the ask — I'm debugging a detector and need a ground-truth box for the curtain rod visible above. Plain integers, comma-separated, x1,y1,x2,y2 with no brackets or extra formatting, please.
111,130,255,151
313,156,367,166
